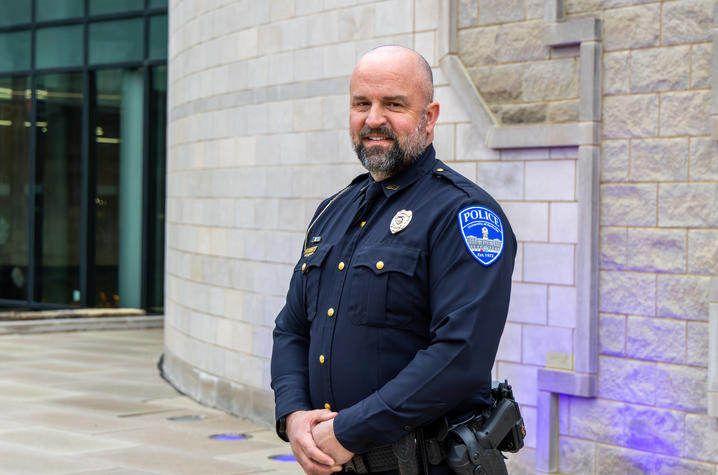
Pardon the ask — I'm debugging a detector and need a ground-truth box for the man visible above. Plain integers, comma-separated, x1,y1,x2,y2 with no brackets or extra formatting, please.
271,45,516,474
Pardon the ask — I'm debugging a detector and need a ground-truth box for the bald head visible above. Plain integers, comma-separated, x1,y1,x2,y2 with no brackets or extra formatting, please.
352,45,434,105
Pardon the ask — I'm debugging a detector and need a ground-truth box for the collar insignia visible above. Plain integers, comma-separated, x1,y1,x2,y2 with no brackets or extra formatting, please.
390,210,412,234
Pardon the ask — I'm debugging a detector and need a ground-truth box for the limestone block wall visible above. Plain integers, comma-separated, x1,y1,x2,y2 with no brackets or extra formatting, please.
449,0,715,473
163,0,717,473
453,0,717,472
458,0,581,124
567,1,716,473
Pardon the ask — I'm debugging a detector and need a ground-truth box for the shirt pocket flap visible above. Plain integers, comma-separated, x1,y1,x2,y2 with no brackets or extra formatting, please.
296,244,333,272
352,245,420,277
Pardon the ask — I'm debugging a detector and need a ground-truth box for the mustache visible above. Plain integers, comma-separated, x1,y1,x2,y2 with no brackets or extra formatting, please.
359,126,397,141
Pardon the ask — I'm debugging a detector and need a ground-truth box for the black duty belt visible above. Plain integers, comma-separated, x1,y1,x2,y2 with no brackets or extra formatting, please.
342,426,445,474
343,444,398,473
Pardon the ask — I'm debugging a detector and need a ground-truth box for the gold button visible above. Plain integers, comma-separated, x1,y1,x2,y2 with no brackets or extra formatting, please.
319,355,325,364
360,221,366,228
376,261,384,270
338,262,345,270
327,308,335,317
324,403,331,410
436,168,444,172
301,263,306,271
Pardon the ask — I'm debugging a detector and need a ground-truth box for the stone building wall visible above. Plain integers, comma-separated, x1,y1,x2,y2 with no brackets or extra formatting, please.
163,0,717,473
455,0,717,472
573,0,713,473
458,1,581,124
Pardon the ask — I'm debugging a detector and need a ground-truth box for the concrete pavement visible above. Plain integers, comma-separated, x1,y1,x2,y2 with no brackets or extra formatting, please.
0,328,302,475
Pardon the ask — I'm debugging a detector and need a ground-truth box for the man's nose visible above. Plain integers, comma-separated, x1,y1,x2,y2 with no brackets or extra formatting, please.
365,104,386,128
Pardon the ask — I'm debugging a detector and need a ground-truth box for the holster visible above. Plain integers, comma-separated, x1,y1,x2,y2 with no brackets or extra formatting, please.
446,424,507,475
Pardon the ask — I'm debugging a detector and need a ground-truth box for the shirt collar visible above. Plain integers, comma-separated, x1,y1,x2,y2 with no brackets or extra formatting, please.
376,144,437,197
353,144,438,200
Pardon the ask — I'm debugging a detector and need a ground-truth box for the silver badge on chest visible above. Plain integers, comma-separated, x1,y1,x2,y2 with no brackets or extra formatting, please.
390,210,413,234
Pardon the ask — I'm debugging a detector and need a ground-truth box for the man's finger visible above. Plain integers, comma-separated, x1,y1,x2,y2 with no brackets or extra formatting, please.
312,411,338,424
297,432,335,466
295,450,338,475
304,441,336,467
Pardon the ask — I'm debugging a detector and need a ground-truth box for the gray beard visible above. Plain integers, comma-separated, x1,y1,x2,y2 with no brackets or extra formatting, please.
353,121,427,180
355,139,407,179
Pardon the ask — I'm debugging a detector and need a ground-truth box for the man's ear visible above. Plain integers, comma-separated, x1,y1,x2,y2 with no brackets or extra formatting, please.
424,101,440,141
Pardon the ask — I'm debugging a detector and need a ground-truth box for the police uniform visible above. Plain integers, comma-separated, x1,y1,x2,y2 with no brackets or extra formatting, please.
271,144,516,472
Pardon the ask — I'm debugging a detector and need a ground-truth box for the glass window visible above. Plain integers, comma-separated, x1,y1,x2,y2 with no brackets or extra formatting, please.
36,0,84,22
0,32,31,74
0,76,31,301
94,68,145,308
0,0,31,27
34,73,83,305
0,0,167,309
89,0,143,16
36,25,84,69
149,15,168,60
89,18,144,65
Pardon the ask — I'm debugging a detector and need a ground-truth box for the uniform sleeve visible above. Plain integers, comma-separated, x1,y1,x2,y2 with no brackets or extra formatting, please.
333,201,516,454
270,263,313,424
271,197,334,424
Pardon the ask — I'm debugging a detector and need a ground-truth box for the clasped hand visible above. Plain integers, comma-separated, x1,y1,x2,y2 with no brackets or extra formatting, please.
286,409,354,475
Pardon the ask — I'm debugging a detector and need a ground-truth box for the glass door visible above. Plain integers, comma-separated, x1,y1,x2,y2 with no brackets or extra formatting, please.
34,72,83,305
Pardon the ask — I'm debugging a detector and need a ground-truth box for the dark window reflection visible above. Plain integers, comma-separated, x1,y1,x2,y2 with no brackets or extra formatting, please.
35,73,83,305
0,76,31,300
147,66,166,313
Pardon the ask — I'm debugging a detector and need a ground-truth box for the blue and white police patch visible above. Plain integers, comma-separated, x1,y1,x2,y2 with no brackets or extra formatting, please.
457,206,504,266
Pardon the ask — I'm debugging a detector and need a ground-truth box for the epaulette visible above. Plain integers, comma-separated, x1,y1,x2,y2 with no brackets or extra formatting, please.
431,160,475,199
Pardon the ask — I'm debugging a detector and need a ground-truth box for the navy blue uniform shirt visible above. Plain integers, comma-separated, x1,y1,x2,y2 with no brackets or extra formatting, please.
271,144,516,455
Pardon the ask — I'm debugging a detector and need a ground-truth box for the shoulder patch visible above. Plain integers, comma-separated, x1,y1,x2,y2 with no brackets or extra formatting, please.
457,206,504,266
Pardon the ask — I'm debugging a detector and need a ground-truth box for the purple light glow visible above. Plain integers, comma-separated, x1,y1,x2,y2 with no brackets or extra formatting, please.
269,454,297,462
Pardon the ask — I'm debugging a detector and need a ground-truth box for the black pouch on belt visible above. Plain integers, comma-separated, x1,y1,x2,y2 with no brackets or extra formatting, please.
392,431,420,475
